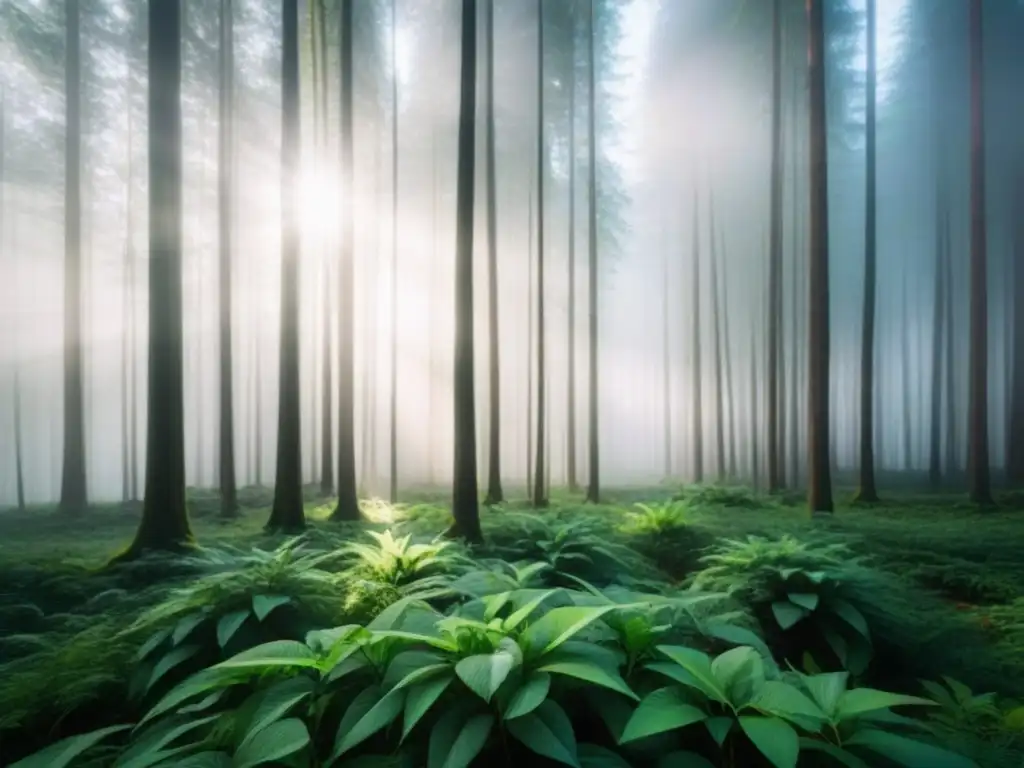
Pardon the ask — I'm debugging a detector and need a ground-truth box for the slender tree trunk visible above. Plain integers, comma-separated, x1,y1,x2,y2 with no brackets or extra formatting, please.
388,0,400,503
60,0,88,516
788,80,801,486
268,0,305,531
928,184,945,487
121,88,133,504
1008,173,1024,487
121,0,195,556
484,0,504,505
807,0,833,514
901,273,913,471
526,182,534,494
766,0,783,493
710,196,726,479
316,0,334,495
532,0,548,509
690,192,704,482
448,0,482,542
856,0,879,503
944,200,956,478
662,221,672,480
720,229,737,478
332,0,360,521
750,327,760,488
966,0,992,505
255,335,263,486
566,13,578,494
218,0,238,516
584,0,600,504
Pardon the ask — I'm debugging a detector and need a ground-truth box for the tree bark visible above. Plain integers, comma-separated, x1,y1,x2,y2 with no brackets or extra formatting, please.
388,0,400,504
566,9,578,494
766,0,783,493
584,0,600,504
690,191,704,482
532,0,548,509
1008,173,1024,487
710,196,726,479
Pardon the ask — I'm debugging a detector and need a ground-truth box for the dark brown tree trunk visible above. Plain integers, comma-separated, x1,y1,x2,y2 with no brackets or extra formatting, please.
1008,173,1024,487
121,0,195,556
806,0,833,515
709,197,726,479
566,11,579,495
750,327,760,488
121,85,132,504
928,184,945,488
60,0,88,516
388,0,400,504
532,0,548,509
856,0,879,503
316,0,333,495
218,0,238,517
584,0,600,504
332,0,360,521
966,0,992,505
268,0,305,532
690,192,704,482
901,273,913,471
484,0,504,505
448,0,482,542
944,204,956,479
766,0,783,493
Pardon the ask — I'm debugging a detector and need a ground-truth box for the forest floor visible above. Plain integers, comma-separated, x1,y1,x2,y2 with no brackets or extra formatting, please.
1,483,1022,766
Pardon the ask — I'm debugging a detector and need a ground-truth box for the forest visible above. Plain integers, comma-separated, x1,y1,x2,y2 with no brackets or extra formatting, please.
0,0,1023,765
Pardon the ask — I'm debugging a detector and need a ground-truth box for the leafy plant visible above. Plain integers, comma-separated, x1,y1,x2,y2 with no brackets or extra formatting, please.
673,484,772,510
339,530,468,591
620,501,692,536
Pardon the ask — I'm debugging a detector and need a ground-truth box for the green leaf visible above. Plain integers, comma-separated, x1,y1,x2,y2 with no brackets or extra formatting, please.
620,687,707,743
428,710,494,768
233,717,309,768
455,650,519,702
655,753,716,768
801,671,849,717
788,592,820,612
383,651,449,688
503,589,562,630
846,729,979,767
136,627,173,662
828,598,871,640
836,688,935,720
153,753,230,768
538,661,638,700
172,613,208,646
654,646,728,703
147,644,202,693
115,716,219,768
333,685,406,757
703,622,772,659
139,668,240,726
710,646,762,700
771,601,808,631
505,671,551,719
10,724,131,768
578,743,633,767
751,680,827,724
214,640,319,670
402,674,454,740
215,610,250,649
520,605,617,657
238,677,316,747
738,715,799,768
799,739,871,768
704,717,732,746
506,700,580,767
252,594,292,621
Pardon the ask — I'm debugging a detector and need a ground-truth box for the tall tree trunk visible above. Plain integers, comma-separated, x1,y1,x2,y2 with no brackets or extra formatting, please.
566,11,578,494
388,0,400,504
750,327,760,487
662,221,672,480
484,0,504,505
255,335,263,486
690,192,704,482
710,196,725,479
806,0,833,514
268,0,305,531
526,181,534,494
448,0,482,542
121,83,133,504
122,0,195,555
966,0,992,505
60,0,88,515
532,0,548,509
944,198,956,478
584,0,600,504
317,0,334,495
720,229,737,478
856,0,879,503
901,272,913,470
218,0,238,516
332,0,360,521
928,184,945,487
1008,173,1024,487
788,80,801,486
766,0,783,493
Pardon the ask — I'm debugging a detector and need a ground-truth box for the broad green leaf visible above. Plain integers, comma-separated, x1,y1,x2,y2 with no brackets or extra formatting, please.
215,610,250,649
788,592,820,612
799,739,871,768
147,644,202,693
620,687,707,743
823,626,849,668
503,589,561,630
654,646,728,704
333,686,406,757
738,716,799,768
116,716,218,768
655,753,715,768
383,651,449,688
828,598,870,640
455,651,519,702
751,680,827,724
710,646,762,701
836,689,935,721
578,743,633,767
251,594,292,621
153,752,230,768
10,724,131,768
238,677,316,747
771,601,808,631
520,605,617,657
646,661,701,688
402,674,454,740
505,671,551,719
135,627,173,662
138,668,240,726
233,717,309,768
703,622,772,659
214,640,319,670
307,625,364,655
801,671,849,717
428,710,494,768
506,700,580,767
704,717,732,746
172,613,208,646
846,728,979,767
538,661,638,700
